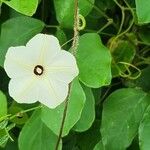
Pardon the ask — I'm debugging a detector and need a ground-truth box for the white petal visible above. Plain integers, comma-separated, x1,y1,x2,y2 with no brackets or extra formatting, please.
4,46,35,78
9,77,38,104
46,50,79,84
4,34,62,78
26,34,61,64
9,76,68,108
38,78,69,108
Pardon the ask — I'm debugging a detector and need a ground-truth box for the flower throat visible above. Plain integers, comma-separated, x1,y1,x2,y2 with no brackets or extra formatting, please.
34,65,44,75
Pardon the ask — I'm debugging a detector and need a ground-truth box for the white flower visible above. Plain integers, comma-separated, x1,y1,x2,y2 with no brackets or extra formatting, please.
4,34,79,108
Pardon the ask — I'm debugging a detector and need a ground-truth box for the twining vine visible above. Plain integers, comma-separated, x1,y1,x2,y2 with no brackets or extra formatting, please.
55,0,80,149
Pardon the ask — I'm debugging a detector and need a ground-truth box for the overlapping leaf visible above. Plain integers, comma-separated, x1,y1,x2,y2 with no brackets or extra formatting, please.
41,78,86,136
76,33,112,88
101,88,150,150
0,17,44,67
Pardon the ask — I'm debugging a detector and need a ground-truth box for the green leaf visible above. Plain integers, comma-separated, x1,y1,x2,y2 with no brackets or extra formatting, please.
76,33,112,88
0,91,7,118
94,141,104,150
135,66,150,92
54,0,95,28
92,88,101,104
9,7,25,18
5,141,18,150
0,16,45,67
3,0,38,16
19,110,62,150
73,85,95,132
111,40,135,77
127,137,140,150
125,66,150,92
76,120,101,150
91,0,115,18
0,120,8,130
139,26,150,44
135,0,150,24
0,129,9,147
139,105,150,150
101,88,150,150
41,78,86,136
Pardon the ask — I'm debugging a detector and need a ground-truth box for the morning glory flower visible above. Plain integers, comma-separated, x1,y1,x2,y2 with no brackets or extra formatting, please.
4,34,79,108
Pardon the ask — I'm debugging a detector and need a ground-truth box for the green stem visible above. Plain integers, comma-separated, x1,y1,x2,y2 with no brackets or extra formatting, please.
9,105,42,120
45,25,59,29
113,0,122,8
85,29,115,36
54,84,71,150
61,37,74,48
113,0,126,34
140,46,150,55
110,18,134,49
86,0,117,29
118,8,125,34
86,0,109,19
136,60,150,66
123,0,135,18
97,19,113,33
55,0,79,149
137,41,150,46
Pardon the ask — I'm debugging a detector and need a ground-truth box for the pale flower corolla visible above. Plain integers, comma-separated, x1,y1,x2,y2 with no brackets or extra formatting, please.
4,34,79,108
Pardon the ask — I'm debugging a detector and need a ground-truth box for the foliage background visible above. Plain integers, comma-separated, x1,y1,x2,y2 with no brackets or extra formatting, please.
0,0,150,149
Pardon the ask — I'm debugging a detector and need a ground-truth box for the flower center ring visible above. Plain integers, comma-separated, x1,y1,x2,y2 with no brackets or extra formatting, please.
34,65,44,75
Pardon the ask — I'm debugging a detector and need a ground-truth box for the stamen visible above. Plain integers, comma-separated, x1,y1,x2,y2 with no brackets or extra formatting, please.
34,65,44,75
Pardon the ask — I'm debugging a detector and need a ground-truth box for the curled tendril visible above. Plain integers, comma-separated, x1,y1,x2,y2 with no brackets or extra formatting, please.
117,62,142,80
78,14,86,31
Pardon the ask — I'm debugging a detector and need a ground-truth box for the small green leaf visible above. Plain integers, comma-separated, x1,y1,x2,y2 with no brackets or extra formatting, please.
41,78,86,136
135,0,150,24
54,0,95,28
3,0,38,16
0,129,9,147
0,16,45,67
0,120,8,130
76,33,112,88
139,105,150,150
73,85,95,132
0,91,7,118
101,88,150,150
19,110,62,150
